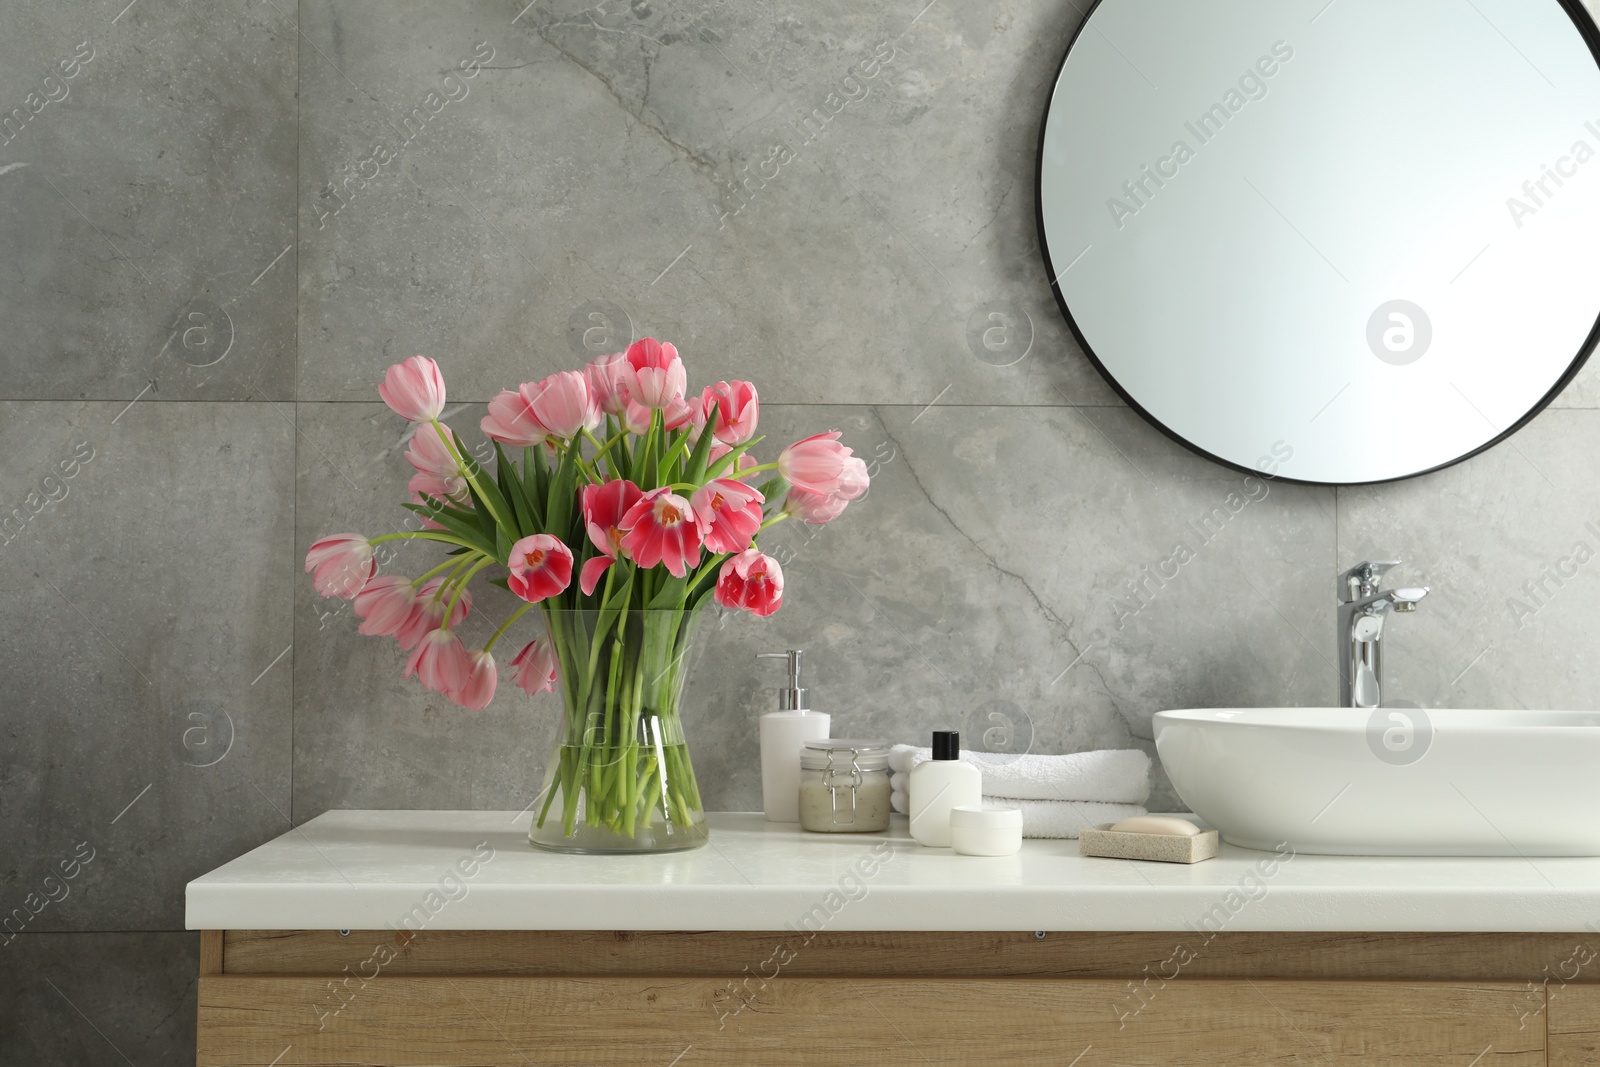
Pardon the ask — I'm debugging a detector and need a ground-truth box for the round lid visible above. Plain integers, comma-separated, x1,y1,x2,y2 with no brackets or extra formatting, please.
949,804,1023,829
800,738,890,770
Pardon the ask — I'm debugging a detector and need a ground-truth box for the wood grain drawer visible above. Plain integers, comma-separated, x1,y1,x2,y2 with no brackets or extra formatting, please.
197,974,1542,1066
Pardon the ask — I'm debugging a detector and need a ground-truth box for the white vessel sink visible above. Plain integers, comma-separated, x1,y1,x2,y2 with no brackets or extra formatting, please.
1153,708,1600,857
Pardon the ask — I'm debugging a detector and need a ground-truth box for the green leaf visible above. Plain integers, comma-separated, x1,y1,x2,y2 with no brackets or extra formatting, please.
526,444,551,507
450,427,515,543
617,432,633,478
638,410,661,487
412,493,479,528
753,474,783,505
496,442,537,537
646,573,690,610
704,435,763,481
681,554,725,610
471,487,498,546
399,501,497,556
682,421,721,485
658,427,692,482
594,566,636,645
546,437,580,540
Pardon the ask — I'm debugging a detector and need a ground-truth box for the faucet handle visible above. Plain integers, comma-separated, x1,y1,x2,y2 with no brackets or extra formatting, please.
1340,560,1402,600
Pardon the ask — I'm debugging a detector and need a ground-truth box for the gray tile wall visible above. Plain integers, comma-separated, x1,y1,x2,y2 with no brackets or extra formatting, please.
4,1,1598,1062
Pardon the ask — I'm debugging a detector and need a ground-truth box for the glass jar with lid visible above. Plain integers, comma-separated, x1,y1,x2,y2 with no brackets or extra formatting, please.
798,739,892,832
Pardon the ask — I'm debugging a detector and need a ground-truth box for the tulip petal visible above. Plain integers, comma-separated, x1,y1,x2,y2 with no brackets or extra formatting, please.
579,555,614,596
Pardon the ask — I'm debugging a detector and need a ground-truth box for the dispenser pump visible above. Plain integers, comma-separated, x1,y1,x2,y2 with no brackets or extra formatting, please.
758,650,809,712
756,649,829,823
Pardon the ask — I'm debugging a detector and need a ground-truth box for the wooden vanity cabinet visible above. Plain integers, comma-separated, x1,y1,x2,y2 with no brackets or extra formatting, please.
198,930,1589,1065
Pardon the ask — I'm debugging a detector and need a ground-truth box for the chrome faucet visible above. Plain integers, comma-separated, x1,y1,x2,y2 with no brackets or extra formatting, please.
1338,560,1429,709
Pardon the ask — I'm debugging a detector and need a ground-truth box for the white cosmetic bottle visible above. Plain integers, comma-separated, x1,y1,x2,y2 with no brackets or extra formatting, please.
757,650,830,823
909,730,983,847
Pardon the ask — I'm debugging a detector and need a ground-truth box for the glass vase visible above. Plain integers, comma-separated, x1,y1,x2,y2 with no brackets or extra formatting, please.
529,608,710,853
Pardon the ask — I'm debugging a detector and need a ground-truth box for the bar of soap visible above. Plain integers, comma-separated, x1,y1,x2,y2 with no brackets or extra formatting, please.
1080,821,1219,864
1109,815,1202,836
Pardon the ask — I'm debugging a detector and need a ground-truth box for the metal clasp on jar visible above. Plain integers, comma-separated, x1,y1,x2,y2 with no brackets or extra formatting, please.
822,749,865,825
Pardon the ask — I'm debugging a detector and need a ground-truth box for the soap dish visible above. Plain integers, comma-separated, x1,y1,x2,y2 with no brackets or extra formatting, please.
1079,823,1219,864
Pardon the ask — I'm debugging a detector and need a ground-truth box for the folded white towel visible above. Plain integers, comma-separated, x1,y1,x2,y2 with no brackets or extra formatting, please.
888,787,1145,839
888,745,1150,804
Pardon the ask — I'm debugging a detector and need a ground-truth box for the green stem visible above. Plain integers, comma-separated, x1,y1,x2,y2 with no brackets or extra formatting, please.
443,558,496,629
412,556,465,587
431,419,511,530
423,553,479,599
371,530,481,551
483,602,533,652
586,427,630,476
535,749,566,829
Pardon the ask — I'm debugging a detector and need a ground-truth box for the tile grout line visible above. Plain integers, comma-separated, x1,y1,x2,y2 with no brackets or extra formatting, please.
290,0,302,831
1,398,1155,409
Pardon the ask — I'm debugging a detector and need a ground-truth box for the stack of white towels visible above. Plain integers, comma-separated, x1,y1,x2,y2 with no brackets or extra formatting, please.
888,745,1151,839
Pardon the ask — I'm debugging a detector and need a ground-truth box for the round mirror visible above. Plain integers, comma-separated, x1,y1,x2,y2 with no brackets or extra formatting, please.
1038,0,1600,484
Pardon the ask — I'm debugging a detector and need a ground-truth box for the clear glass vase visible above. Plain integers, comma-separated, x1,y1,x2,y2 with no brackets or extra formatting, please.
529,608,710,853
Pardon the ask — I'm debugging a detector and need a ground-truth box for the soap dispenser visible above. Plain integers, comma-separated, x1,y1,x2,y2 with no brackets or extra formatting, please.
757,650,831,823
909,730,983,847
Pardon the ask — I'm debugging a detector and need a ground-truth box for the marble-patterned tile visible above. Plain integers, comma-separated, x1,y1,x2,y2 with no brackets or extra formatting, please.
0,402,294,930
0,932,198,1066
0,0,297,402
1339,407,1600,713
290,401,563,821
1547,354,1600,409
294,0,1116,409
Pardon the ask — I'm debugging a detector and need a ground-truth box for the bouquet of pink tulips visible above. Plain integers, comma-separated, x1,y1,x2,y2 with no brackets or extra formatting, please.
304,339,869,847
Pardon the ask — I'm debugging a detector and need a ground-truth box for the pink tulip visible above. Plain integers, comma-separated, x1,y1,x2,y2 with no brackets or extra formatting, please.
836,455,869,500
507,534,574,603
697,381,759,446
622,337,687,409
619,487,704,578
483,373,600,446
580,479,643,595
304,534,376,599
353,575,417,637
778,432,870,499
585,351,633,416
396,576,471,650
510,637,558,695
583,479,643,556
709,443,760,480
407,470,469,506
621,395,694,435
529,371,600,440
452,650,498,710
784,486,852,525
405,422,461,477
715,548,784,617
691,478,765,555
379,356,446,422
481,389,545,448
405,627,472,694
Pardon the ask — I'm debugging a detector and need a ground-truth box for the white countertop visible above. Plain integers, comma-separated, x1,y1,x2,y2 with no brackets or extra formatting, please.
184,810,1600,932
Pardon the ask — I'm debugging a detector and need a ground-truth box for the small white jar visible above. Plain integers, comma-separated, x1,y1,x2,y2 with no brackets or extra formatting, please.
950,804,1023,856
